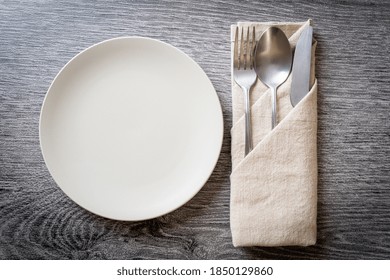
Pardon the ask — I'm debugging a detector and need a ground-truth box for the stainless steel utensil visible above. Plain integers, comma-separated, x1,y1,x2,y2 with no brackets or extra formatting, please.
290,25,313,107
233,26,257,156
254,27,292,129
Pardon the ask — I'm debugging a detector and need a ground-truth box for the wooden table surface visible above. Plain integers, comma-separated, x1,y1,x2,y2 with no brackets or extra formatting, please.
1,0,389,259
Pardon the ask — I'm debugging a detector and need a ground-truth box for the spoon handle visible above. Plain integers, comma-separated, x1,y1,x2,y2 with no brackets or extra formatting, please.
271,87,277,129
243,87,253,156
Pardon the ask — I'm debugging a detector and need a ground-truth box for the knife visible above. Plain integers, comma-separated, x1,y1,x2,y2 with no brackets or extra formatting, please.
290,25,313,107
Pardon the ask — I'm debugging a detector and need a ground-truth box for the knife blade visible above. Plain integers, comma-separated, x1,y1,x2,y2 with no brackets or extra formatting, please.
290,25,313,107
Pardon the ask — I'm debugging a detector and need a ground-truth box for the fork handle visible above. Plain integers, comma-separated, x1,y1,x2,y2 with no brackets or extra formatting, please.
243,87,253,156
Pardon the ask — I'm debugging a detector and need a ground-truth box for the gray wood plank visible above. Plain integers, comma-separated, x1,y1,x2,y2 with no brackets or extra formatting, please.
0,0,389,259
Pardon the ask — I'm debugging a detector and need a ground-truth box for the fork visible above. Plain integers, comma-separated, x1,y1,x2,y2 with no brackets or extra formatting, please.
233,26,257,156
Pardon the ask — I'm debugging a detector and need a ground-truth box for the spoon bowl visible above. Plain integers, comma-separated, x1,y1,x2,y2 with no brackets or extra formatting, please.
255,27,292,129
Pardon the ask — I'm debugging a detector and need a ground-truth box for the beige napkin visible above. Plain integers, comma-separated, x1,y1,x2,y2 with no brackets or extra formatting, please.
230,20,317,247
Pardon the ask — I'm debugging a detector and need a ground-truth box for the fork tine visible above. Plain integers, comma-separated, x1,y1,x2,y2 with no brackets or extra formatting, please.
239,26,244,70
245,26,250,70
250,26,255,69
234,26,238,69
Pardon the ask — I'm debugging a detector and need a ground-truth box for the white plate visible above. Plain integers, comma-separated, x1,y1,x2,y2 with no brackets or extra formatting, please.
40,37,223,221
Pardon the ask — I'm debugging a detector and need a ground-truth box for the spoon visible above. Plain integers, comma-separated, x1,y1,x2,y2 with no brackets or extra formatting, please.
254,27,292,129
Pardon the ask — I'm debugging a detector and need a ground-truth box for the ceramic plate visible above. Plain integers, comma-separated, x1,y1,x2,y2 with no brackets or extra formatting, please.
40,37,223,221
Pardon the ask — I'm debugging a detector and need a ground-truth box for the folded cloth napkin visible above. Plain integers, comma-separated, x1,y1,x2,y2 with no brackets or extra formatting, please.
230,20,317,247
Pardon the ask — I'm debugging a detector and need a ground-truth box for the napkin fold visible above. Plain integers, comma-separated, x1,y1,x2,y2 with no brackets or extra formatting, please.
230,20,317,247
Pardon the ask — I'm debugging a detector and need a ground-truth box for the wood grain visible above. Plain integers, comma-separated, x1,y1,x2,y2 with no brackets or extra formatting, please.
1,0,389,259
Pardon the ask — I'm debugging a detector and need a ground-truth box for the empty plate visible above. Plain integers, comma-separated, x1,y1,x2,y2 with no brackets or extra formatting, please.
40,37,223,221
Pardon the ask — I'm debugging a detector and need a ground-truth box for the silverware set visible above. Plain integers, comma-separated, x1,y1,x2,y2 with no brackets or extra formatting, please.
233,25,313,156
